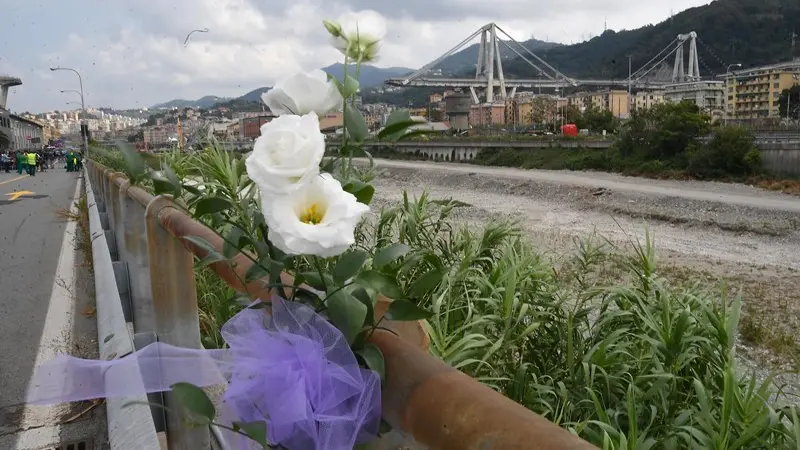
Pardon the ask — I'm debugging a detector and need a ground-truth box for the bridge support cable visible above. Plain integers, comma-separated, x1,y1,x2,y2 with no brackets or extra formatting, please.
400,27,486,84
629,38,679,80
495,25,574,83
633,39,688,83
497,38,555,80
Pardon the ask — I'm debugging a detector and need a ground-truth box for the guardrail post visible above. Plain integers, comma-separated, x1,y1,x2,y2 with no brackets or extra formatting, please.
123,183,158,334
145,195,210,449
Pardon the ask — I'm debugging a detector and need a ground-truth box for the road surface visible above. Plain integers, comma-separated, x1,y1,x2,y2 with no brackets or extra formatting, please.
0,169,105,449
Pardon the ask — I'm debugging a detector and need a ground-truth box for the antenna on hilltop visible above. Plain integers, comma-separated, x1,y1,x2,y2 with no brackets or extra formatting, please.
604,17,607,32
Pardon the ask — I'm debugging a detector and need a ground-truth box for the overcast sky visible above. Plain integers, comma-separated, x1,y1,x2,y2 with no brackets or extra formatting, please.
0,0,712,113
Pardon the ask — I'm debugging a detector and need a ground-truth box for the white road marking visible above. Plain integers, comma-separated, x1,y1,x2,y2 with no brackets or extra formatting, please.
14,178,82,449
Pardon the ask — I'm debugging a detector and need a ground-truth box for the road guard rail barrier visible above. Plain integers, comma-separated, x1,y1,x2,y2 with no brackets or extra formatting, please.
85,159,597,450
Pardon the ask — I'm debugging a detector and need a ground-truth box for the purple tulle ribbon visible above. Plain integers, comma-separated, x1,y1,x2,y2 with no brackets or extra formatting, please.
26,297,381,450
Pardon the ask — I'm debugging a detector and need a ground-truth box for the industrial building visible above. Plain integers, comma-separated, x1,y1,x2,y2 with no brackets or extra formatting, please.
444,93,471,130
724,60,800,120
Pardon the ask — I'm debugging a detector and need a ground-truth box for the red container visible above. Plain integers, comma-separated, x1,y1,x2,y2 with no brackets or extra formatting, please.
561,123,578,136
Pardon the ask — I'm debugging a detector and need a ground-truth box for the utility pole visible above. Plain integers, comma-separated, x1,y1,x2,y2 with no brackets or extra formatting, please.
627,55,632,116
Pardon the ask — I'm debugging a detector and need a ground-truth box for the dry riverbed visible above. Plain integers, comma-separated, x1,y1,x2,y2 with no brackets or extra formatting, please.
366,159,800,378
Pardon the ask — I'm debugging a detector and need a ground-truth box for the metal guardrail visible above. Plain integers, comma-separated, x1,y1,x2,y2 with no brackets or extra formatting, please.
83,167,162,450
85,159,597,450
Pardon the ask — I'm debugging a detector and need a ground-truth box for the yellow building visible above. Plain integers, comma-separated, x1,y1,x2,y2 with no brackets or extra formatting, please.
725,61,800,120
43,124,60,144
633,90,665,111
567,90,630,118
505,95,559,126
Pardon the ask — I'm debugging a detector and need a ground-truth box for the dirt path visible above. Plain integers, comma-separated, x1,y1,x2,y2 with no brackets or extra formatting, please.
367,159,800,373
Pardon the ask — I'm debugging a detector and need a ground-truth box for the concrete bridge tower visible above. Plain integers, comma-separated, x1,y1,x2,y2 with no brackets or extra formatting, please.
1,76,23,110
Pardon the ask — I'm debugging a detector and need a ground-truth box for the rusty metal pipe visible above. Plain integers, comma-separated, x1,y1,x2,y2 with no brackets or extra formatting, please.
370,330,597,450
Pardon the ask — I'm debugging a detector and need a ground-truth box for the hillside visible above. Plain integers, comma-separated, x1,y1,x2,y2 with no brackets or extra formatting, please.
322,63,413,88
365,0,800,106
434,37,560,75
151,95,230,109
502,0,800,80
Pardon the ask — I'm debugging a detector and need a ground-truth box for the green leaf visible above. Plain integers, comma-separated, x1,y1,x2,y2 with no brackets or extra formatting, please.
431,199,472,208
350,286,375,326
232,420,269,447
356,271,403,299
379,110,413,141
356,343,386,383
343,180,375,205
373,243,411,269
327,290,368,344
245,263,269,282
409,268,443,297
163,165,182,195
182,235,219,256
198,250,228,267
333,250,368,284
344,104,369,142
398,129,433,140
150,169,181,197
300,271,328,291
119,143,147,184
194,197,233,217
182,183,202,195
386,299,432,321
170,382,215,423
378,120,420,139
223,227,244,259
342,74,360,98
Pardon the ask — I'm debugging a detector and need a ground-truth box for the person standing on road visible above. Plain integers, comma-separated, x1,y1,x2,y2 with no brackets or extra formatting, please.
26,151,37,176
1,152,10,173
16,151,26,175
65,150,74,172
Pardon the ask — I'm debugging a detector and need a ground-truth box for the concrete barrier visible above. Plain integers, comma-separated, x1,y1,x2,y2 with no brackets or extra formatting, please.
335,138,800,176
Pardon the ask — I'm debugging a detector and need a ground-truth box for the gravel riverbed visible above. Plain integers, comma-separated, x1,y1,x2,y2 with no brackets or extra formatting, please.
366,159,800,400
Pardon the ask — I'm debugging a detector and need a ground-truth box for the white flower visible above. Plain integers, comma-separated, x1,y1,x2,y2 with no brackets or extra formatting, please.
329,11,386,63
261,70,342,116
263,173,370,258
245,113,325,195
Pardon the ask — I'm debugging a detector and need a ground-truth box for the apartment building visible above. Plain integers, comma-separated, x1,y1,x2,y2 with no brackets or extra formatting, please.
504,95,559,126
469,103,506,127
632,90,665,111
662,81,724,114
567,90,630,118
724,60,800,120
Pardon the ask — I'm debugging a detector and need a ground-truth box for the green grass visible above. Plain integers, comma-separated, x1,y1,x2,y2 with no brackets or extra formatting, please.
90,143,800,448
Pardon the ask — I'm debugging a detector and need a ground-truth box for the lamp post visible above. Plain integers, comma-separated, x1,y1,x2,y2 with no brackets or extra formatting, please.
50,67,88,156
725,63,742,126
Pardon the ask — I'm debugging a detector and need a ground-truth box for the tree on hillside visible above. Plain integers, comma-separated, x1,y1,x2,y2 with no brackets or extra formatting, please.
777,85,800,119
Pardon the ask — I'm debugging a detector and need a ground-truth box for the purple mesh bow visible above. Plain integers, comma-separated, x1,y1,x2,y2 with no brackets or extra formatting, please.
26,297,382,450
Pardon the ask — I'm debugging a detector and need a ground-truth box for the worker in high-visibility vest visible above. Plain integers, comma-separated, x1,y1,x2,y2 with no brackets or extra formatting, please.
27,152,37,176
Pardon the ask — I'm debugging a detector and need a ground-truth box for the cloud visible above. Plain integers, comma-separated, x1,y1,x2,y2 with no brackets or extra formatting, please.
1,0,713,112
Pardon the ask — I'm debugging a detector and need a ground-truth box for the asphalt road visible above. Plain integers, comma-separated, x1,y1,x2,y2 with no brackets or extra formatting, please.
0,168,80,441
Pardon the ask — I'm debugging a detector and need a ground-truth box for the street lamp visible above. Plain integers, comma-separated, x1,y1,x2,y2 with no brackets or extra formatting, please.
51,67,88,155
724,63,742,126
